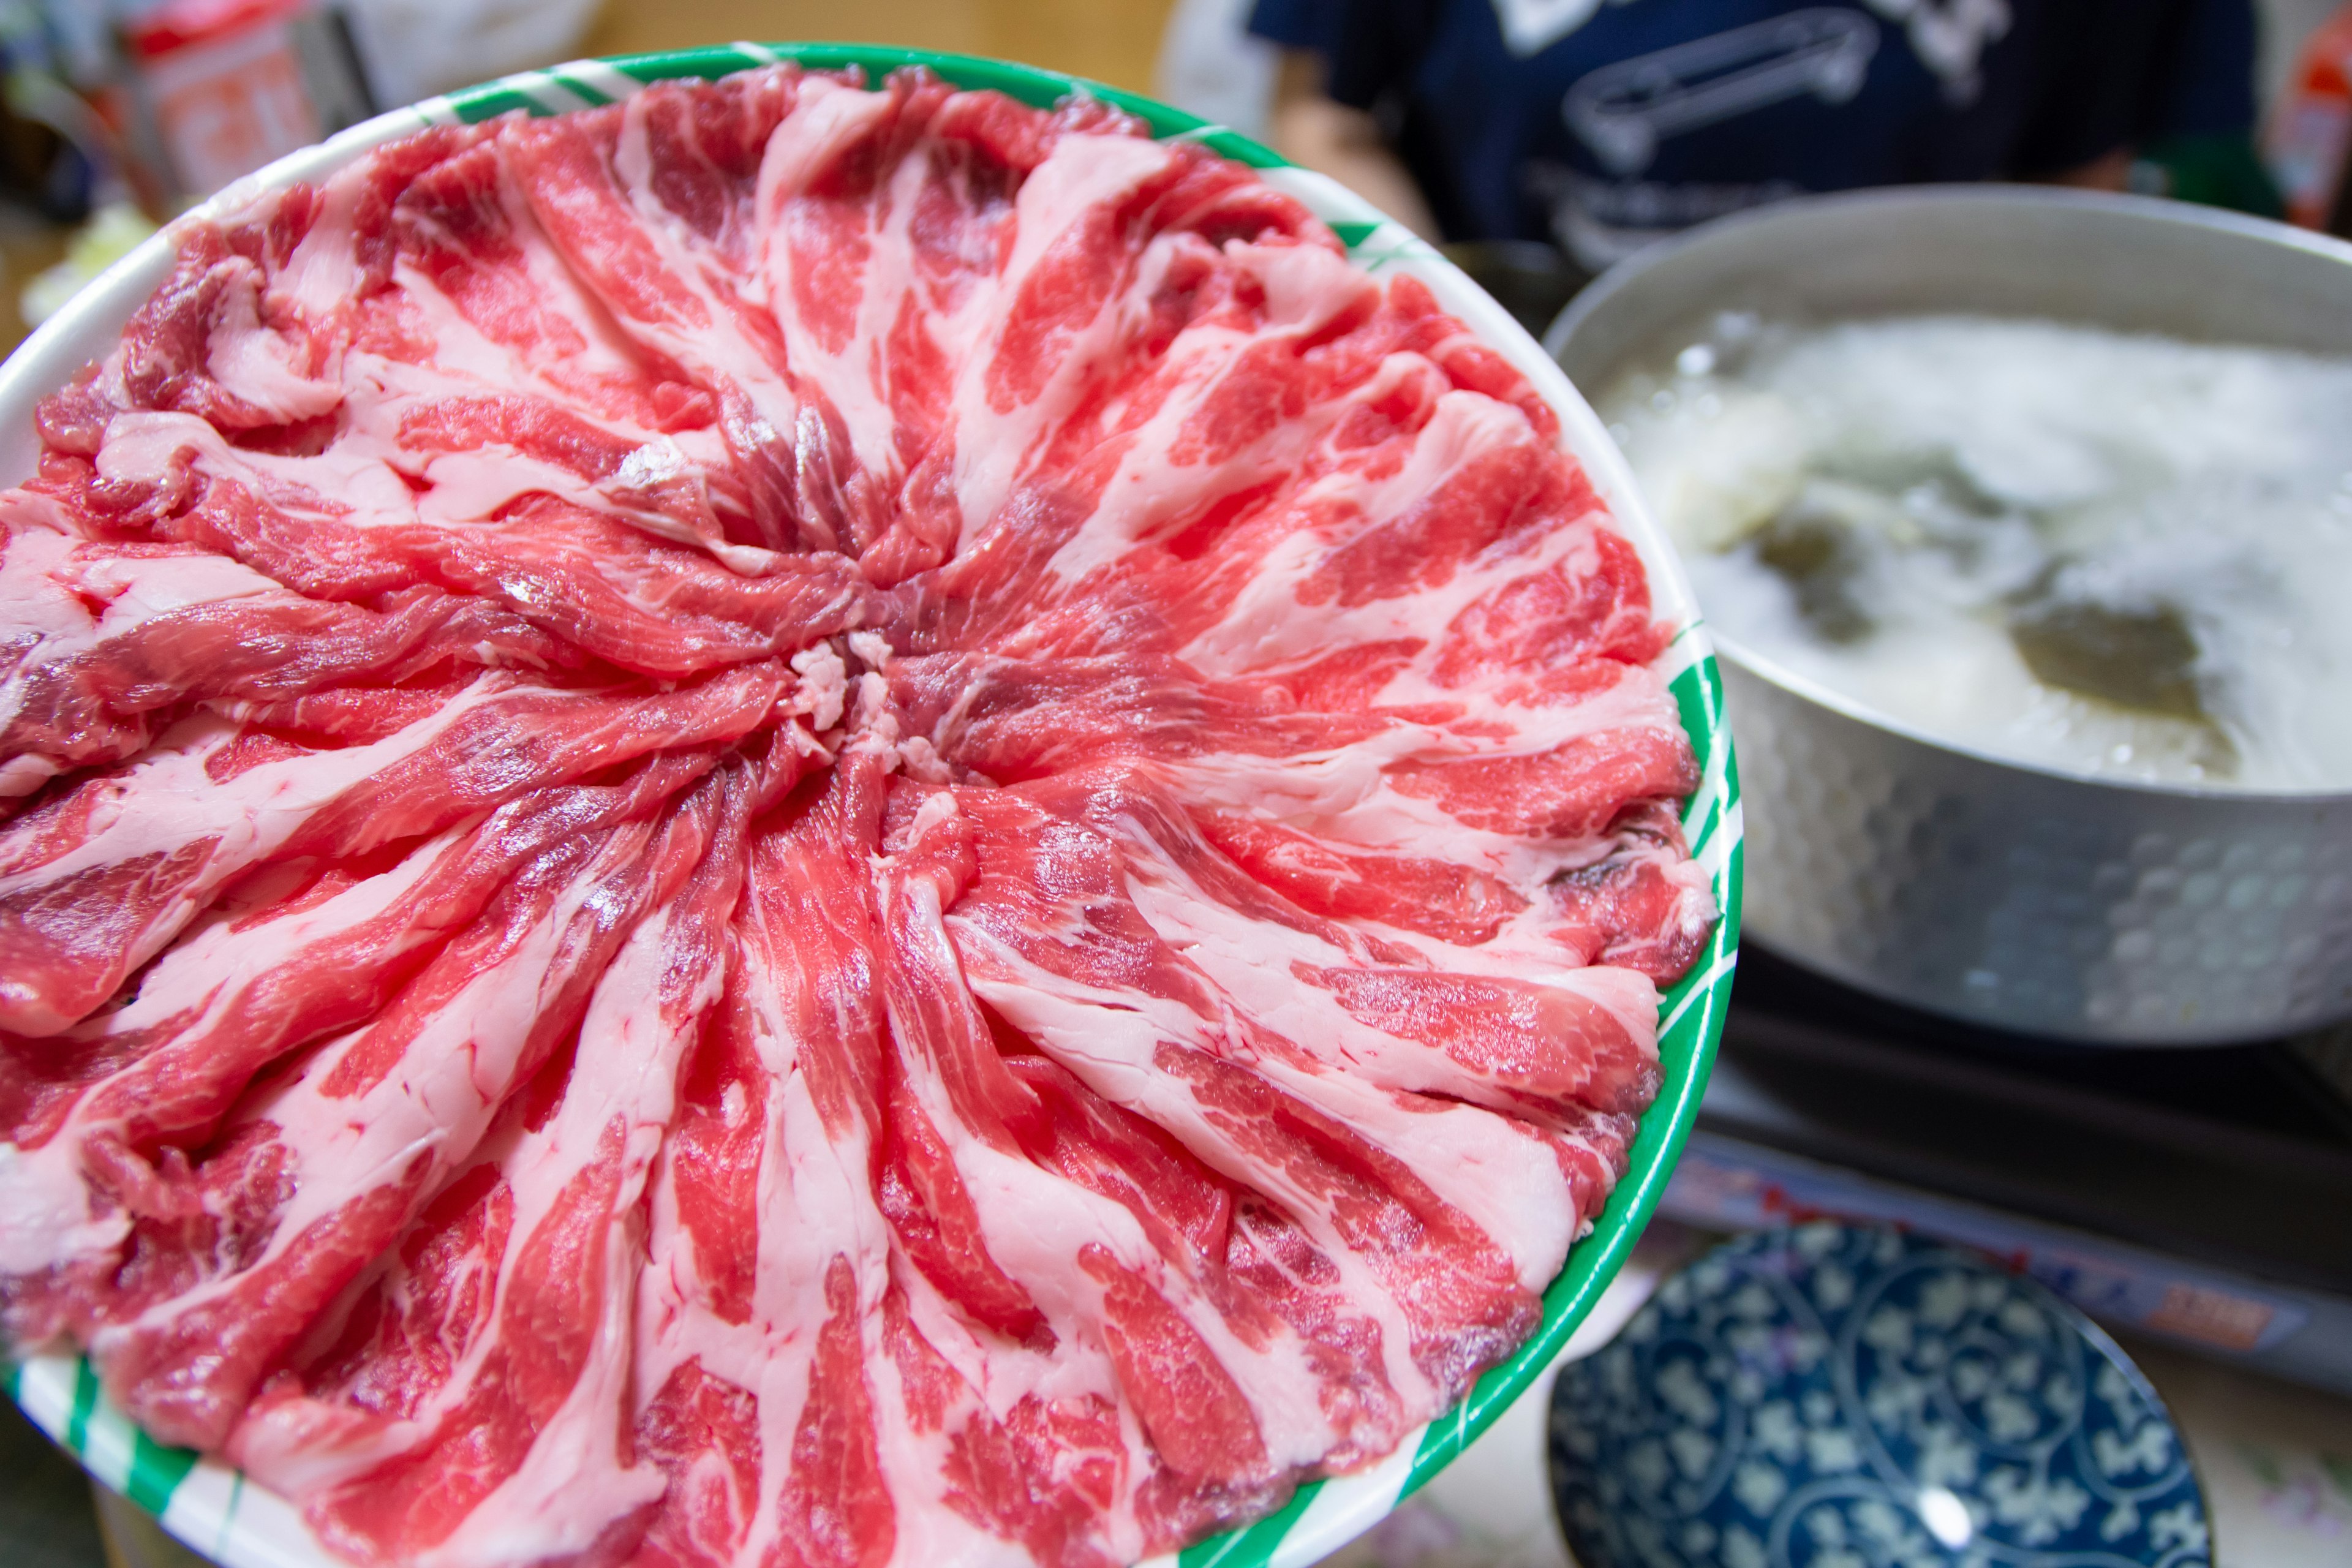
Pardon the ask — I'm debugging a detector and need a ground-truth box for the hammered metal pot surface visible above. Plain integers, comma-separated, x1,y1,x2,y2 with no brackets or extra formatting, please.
1727,663,2352,1043
1552,187,2352,1044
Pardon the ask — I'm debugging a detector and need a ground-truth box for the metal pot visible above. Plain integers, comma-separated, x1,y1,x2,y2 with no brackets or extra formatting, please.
1547,186,2352,1045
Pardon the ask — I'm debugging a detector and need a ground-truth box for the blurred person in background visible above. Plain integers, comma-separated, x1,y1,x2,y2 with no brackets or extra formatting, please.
1245,0,2269,270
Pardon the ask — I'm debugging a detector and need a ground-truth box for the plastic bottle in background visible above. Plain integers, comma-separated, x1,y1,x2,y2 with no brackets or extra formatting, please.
337,0,597,118
2266,1,2352,230
1154,0,1278,143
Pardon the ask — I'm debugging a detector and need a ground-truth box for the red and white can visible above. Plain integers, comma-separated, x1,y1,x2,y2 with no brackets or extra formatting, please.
123,0,372,199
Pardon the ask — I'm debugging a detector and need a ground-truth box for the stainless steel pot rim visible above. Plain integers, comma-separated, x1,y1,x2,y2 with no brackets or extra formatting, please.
1544,183,2352,361
1553,183,2352,809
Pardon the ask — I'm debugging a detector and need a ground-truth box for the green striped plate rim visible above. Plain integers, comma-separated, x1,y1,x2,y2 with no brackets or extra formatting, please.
6,42,1741,1568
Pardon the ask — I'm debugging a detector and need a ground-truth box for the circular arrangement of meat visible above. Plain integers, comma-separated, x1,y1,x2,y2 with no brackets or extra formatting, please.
0,65,1715,1568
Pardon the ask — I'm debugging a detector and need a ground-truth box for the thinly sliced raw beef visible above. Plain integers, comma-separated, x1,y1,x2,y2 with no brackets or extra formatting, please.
0,63,1715,1568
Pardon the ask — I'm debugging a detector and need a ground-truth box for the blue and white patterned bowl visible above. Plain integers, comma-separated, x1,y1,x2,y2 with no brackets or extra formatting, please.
1549,1224,2211,1568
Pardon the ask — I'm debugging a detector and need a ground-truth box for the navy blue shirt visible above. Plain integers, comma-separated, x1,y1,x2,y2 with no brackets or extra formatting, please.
1248,0,2257,260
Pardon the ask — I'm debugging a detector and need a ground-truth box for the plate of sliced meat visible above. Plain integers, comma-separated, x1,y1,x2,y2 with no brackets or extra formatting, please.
0,42,1740,1568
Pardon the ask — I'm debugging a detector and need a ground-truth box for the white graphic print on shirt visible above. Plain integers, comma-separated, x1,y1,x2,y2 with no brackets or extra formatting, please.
1488,0,2012,99
1522,1,2016,268
1562,9,1880,175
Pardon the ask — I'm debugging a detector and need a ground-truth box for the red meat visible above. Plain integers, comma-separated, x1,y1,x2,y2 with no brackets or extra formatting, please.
0,62,1713,1568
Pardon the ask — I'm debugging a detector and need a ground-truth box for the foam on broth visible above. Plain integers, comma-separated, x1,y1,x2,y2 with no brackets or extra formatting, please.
1602,313,2352,791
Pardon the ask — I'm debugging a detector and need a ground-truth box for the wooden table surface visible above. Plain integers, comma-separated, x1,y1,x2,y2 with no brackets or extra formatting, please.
0,221,69,362
581,0,1180,96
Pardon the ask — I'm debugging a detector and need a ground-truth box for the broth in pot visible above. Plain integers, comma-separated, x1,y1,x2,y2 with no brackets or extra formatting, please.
1602,312,2352,791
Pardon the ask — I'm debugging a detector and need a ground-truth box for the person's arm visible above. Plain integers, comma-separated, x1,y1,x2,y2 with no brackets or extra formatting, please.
1266,49,1441,240
2040,146,2133,190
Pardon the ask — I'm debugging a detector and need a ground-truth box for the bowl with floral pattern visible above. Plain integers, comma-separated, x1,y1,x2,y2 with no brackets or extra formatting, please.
1549,1223,2211,1568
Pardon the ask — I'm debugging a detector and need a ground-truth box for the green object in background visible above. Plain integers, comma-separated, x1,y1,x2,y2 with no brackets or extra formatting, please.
2133,132,2288,219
